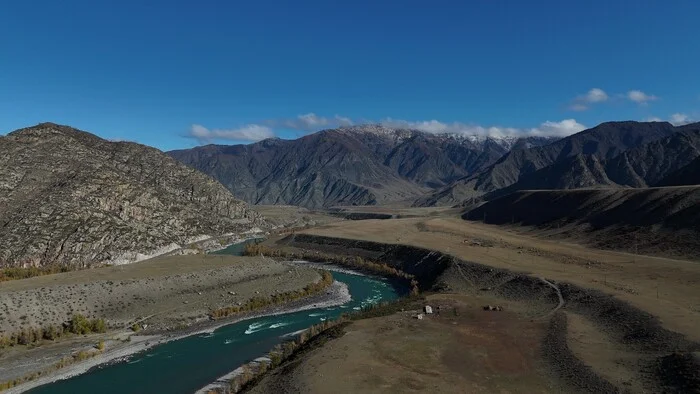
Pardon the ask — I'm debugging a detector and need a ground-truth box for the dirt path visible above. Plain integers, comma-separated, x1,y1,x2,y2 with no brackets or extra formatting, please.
540,278,564,317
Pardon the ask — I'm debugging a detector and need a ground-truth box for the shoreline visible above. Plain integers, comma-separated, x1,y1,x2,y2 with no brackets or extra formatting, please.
7,279,351,394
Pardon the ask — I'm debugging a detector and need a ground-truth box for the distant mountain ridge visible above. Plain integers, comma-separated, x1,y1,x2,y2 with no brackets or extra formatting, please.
416,121,692,206
479,124,700,201
0,123,262,268
169,125,557,208
168,121,700,209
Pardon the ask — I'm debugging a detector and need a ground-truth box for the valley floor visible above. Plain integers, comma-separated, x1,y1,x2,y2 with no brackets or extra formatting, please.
301,215,700,343
244,210,700,393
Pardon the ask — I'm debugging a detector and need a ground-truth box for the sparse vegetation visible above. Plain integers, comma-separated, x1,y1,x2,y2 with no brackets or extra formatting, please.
210,271,334,319
0,265,73,282
243,243,419,295
229,317,350,392
228,295,421,392
0,314,106,350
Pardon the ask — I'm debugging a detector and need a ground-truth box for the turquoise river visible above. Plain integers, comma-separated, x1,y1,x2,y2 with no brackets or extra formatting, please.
28,242,399,393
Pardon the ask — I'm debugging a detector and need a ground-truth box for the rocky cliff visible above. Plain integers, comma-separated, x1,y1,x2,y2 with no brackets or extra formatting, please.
0,123,264,268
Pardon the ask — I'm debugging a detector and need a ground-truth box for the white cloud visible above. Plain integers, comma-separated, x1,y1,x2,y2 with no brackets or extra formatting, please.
627,90,658,104
531,119,587,137
186,113,589,146
669,113,695,126
569,88,608,111
643,113,696,126
188,124,274,142
584,88,609,103
380,118,585,138
275,113,354,131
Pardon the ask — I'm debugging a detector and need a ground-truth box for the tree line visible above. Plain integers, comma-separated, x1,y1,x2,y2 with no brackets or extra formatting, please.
0,264,75,282
243,243,419,295
0,314,106,349
209,270,334,319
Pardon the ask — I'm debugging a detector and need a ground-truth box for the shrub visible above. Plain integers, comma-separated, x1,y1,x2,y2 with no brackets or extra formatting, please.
210,271,334,319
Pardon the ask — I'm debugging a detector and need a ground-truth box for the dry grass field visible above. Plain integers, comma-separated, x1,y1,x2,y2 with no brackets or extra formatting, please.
301,215,700,344
251,293,560,394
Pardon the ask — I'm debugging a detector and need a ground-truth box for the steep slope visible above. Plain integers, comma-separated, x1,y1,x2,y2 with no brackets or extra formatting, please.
0,123,263,268
484,154,618,200
418,121,679,206
170,128,427,208
605,125,700,187
170,125,557,208
656,156,700,186
482,124,700,200
463,187,700,258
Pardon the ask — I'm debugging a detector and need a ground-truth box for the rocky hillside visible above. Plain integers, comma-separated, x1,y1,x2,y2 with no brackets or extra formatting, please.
657,157,700,186
605,125,700,187
463,187,700,258
417,121,688,206
169,125,556,208
479,124,700,201
0,123,263,268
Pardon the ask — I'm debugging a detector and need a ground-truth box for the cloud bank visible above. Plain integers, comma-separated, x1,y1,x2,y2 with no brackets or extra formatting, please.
186,115,587,143
569,87,660,110
189,124,275,143
267,113,354,131
380,118,585,138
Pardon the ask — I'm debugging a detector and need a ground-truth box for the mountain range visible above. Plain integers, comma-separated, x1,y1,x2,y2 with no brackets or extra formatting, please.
170,121,700,208
475,123,700,202
0,123,262,268
169,125,557,208
3,120,699,267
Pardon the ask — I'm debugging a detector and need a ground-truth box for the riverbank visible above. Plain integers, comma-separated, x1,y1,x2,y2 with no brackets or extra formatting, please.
0,253,333,392
4,279,350,394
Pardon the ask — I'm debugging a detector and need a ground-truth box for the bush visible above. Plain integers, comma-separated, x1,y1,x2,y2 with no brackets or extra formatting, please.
0,264,73,282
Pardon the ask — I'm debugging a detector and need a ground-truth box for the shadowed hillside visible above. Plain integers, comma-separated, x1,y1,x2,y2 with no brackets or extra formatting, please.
463,187,700,258
169,125,556,208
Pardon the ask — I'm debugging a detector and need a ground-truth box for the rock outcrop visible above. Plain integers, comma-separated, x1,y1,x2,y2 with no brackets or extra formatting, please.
0,123,264,268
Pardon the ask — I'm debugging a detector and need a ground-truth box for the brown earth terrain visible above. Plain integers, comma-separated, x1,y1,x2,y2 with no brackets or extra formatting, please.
299,216,700,343
250,205,341,230
250,211,700,393
251,293,561,394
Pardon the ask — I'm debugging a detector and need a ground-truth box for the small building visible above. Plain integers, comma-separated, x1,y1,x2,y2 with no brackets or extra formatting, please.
424,305,433,314
415,313,424,320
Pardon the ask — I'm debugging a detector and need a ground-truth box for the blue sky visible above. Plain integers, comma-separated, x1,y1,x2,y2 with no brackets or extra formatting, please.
1,0,699,150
